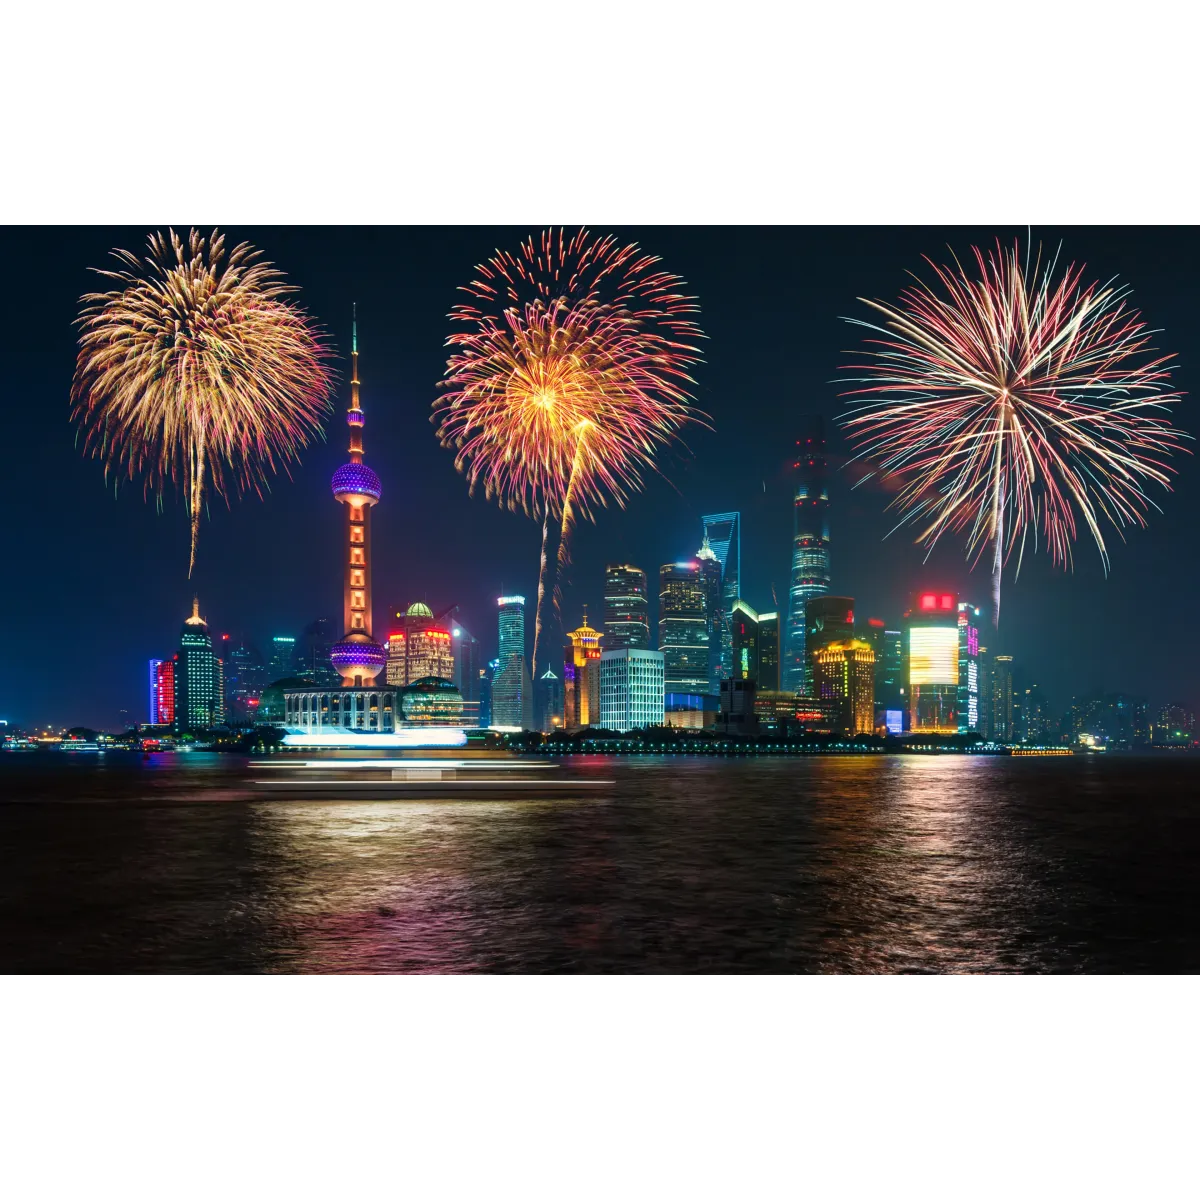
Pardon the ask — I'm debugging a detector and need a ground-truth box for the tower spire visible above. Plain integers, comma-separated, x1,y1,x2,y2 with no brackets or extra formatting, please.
329,304,385,688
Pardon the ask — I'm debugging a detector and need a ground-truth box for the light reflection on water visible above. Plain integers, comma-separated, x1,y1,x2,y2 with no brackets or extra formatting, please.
1,753,1198,972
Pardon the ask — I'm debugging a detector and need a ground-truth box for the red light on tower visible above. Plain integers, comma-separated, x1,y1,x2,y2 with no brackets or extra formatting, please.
940,594,953,610
921,594,937,610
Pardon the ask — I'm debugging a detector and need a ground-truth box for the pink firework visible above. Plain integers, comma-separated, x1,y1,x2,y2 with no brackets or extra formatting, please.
840,240,1187,624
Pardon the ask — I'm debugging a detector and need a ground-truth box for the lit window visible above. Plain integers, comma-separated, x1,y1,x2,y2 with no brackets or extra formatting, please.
350,548,364,565
351,570,365,588
350,526,364,544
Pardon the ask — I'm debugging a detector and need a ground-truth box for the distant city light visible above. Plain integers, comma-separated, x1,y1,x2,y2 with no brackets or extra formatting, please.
282,728,467,749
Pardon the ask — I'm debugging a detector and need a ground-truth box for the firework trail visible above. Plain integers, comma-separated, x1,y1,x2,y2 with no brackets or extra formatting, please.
72,228,335,575
839,240,1187,625
435,229,705,678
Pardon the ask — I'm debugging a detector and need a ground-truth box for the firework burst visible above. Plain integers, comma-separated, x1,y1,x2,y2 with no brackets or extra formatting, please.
840,240,1187,624
72,228,335,575
435,228,705,675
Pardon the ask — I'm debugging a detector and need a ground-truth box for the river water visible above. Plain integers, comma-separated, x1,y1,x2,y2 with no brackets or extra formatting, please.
1,752,1197,972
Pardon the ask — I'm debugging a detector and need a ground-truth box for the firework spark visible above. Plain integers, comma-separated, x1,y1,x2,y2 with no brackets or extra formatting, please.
434,229,705,675
72,228,335,575
840,241,1187,624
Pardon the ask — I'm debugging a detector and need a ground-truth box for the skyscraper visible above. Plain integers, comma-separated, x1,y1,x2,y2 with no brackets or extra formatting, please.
269,635,296,683
990,655,1014,741
731,599,760,683
599,649,665,732
295,618,338,685
493,595,532,729
329,308,386,689
566,608,603,727
812,639,876,735
757,611,780,693
785,417,831,693
148,659,162,725
700,513,739,683
905,592,960,734
154,658,175,725
535,666,565,733
696,537,724,693
387,603,454,685
450,618,481,710
226,640,266,723
603,564,650,650
174,598,218,732
956,602,981,734
805,595,854,681
659,561,709,694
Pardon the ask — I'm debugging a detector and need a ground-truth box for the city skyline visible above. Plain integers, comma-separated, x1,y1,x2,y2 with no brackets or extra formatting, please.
2,226,1197,729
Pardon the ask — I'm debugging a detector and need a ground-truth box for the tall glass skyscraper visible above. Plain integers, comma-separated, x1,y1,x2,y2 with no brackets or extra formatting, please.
700,512,739,684
603,564,650,650
785,417,831,693
696,537,724,693
493,595,532,729
658,562,709,694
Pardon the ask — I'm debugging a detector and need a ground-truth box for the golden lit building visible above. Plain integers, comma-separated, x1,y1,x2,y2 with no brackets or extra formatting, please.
386,602,454,686
905,592,959,733
565,608,603,728
812,638,876,734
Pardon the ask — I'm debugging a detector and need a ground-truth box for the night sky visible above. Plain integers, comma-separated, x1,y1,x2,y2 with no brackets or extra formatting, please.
1,226,1195,730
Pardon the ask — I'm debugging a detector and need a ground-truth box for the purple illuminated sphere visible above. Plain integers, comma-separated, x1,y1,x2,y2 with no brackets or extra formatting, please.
331,636,387,682
331,462,382,504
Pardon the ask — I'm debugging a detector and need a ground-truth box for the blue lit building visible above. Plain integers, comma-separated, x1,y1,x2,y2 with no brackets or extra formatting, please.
493,595,532,729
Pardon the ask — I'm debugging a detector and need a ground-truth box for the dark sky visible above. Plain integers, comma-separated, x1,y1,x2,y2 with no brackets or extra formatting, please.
1,226,1195,730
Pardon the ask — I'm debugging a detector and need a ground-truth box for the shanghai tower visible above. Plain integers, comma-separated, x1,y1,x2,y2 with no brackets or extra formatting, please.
784,417,830,693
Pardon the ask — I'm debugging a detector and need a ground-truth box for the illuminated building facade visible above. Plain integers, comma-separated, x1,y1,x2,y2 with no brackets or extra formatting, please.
731,599,760,683
696,537,724,693
149,659,162,725
758,611,780,692
812,639,876,735
785,416,831,693
154,658,175,725
329,310,386,688
174,598,218,732
990,655,1014,741
284,686,396,733
664,691,718,729
805,595,854,682
957,602,981,734
906,592,959,733
269,636,296,683
386,602,454,686
659,562,709,694
535,666,565,732
603,564,650,651
700,513,739,684
226,640,266,722
493,595,532,729
399,677,464,725
599,649,665,732
566,608,603,728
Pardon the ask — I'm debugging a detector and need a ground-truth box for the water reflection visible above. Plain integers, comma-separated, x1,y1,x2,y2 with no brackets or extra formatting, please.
2,753,1198,972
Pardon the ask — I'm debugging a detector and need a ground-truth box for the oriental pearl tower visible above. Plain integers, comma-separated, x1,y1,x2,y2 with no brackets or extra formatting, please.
329,307,387,687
